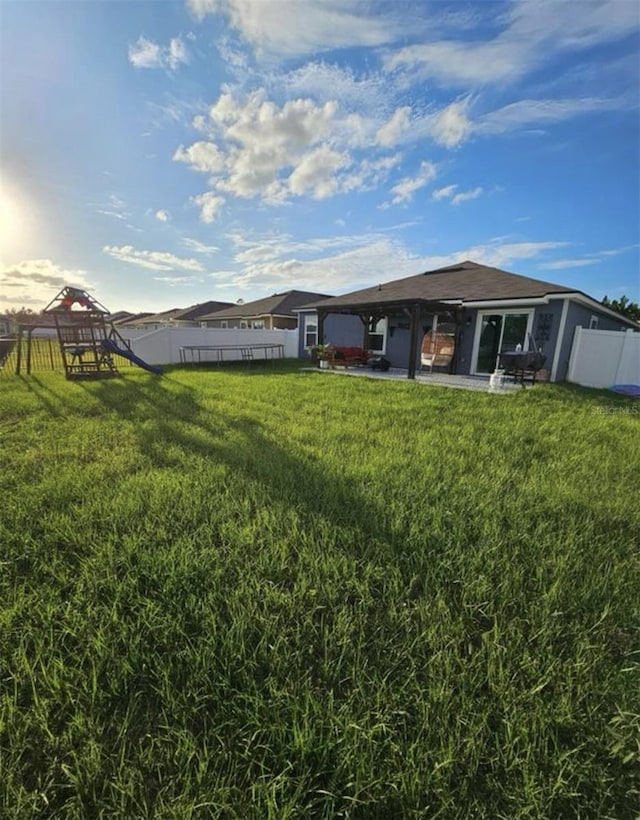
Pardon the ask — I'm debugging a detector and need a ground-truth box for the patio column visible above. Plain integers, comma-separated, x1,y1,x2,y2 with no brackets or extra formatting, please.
407,303,420,379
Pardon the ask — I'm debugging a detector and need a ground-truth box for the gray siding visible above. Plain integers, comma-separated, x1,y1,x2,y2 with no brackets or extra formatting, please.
297,312,363,358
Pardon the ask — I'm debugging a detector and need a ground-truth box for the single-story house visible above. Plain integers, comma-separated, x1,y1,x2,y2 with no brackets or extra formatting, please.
296,260,637,381
200,290,331,330
118,301,233,329
113,312,154,327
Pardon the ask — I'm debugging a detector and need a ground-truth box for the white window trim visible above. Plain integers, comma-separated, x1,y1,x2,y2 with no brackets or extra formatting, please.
589,315,599,329
303,313,318,348
471,309,535,375
368,317,388,355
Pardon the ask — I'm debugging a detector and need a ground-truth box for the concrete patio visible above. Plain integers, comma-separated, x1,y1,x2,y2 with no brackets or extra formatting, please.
305,366,526,392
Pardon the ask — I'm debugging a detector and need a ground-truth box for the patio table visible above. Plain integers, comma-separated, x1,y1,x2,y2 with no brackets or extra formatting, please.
499,350,546,384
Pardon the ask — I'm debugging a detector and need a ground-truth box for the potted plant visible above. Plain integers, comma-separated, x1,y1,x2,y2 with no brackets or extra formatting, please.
307,343,333,368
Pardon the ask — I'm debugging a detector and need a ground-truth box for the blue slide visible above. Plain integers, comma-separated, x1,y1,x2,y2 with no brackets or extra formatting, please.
101,338,163,374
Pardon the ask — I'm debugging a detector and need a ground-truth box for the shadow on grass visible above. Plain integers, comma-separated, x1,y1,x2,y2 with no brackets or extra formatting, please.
18,375,66,417
79,373,396,557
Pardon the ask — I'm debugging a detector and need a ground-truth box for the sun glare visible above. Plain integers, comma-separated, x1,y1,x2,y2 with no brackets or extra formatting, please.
0,180,29,258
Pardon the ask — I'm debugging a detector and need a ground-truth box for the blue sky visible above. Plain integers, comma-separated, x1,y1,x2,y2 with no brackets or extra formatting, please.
1,0,639,313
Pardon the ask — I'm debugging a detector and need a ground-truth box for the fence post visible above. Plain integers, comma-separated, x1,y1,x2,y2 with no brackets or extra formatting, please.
26,328,33,375
15,328,23,375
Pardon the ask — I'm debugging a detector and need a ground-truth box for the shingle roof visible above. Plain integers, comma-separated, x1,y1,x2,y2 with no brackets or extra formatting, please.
113,312,154,326
127,301,234,325
170,300,234,321
305,260,576,310
199,290,331,321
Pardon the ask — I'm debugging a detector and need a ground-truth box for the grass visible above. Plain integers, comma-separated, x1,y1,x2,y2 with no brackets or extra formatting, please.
1,362,639,818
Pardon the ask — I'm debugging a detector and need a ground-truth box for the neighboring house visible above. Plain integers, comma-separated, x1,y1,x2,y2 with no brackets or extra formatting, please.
117,301,233,330
114,312,155,328
0,315,11,336
297,260,638,381
200,290,330,330
107,311,134,324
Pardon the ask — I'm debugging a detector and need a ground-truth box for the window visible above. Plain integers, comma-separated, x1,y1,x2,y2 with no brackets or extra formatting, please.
589,315,599,329
221,321,228,329
367,317,388,354
252,319,265,329
240,320,248,329
304,314,318,348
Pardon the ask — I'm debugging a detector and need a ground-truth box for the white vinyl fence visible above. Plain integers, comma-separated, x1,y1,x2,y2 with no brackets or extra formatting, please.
567,327,640,388
117,326,299,366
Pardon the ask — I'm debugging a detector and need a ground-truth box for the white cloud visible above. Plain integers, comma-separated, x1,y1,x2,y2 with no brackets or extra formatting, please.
230,238,412,292
342,154,401,193
540,258,599,270
428,99,472,148
155,210,170,222
385,0,640,88
182,237,220,254
540,244,639,269
214,230,571,295
174,141,226,174
103,245,204,272
433,184,457,201
388,161,437,205
459,241,569,269
287,145,349,199
188,0,407,57
168,37,189,70
376,106,412,147
0,259,92,310
476,96,627,134
192,192,225,223
94,194,130,221
451,186,483,205
128,37,163,69
282,61,389,113
154,275,203,285
128,36,189,71
177,90,368,203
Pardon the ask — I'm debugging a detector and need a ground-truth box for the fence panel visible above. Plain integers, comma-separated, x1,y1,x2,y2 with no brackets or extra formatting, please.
118,327,300,366
567,327,640,388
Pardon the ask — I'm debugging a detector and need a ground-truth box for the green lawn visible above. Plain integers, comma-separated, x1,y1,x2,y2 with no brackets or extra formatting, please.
1,364,639,818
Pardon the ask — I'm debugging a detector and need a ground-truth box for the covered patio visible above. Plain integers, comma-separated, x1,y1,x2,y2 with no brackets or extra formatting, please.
315,296,462,380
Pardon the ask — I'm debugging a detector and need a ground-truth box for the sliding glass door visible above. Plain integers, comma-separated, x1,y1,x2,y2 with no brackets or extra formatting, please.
474,311,532,373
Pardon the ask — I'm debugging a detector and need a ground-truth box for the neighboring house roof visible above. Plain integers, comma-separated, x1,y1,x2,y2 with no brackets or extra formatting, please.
170,300,234,321
107,311,134,323
305,261,575,311
114,312,154,326
199,290,331,321
122,301,233,327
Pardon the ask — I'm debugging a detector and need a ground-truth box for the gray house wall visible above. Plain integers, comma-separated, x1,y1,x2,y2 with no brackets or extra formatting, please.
297,312,363,358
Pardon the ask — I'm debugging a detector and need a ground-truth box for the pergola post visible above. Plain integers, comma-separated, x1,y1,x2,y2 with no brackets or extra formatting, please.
362,314,370,349
407,303,420,379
